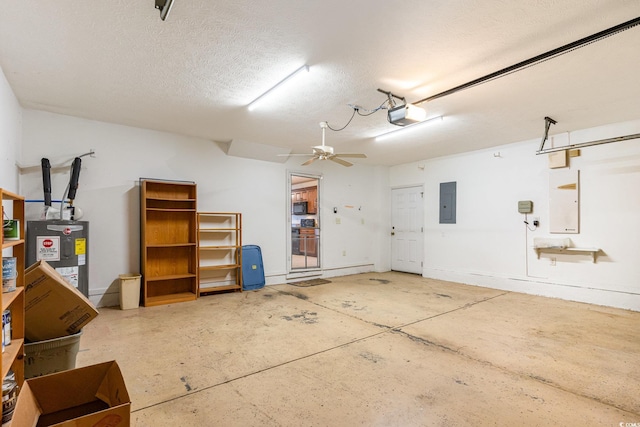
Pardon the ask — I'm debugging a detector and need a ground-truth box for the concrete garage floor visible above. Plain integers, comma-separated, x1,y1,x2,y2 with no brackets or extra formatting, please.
76,272,640,426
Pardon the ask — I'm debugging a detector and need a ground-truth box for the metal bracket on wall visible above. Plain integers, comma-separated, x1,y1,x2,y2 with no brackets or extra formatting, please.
538,116,557,152
536,114,640,155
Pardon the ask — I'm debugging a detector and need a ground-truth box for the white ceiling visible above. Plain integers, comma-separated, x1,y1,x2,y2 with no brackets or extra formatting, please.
1,1,639,166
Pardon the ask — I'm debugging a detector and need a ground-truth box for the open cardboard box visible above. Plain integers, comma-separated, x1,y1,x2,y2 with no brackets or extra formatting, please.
12,360,130,427
25,261,99,341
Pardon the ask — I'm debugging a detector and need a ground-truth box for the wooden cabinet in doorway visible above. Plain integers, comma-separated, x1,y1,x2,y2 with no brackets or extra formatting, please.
306,187,317,214
299,228,317,257
292,186,317,214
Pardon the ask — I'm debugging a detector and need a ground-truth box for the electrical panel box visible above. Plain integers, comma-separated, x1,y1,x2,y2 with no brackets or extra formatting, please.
518,200,533,214
439,182,457,224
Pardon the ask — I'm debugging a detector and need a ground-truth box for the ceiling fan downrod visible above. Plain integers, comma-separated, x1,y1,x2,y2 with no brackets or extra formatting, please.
320,121,328,147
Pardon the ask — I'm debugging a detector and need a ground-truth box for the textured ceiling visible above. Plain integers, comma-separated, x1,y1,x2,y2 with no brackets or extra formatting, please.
1,1,639,166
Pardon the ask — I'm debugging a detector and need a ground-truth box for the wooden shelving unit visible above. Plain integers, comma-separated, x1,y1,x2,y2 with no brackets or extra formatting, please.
1,188,25,391
140,180,198,306
197,212,242,295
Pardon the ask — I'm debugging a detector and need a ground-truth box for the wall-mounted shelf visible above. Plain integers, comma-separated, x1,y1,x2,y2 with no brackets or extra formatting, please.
534,247,601,263
533,237,600,263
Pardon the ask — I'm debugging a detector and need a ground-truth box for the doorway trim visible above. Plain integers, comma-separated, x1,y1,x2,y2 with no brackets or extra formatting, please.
288,171,322,276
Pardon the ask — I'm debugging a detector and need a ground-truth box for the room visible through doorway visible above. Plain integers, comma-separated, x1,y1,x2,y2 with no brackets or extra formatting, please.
290,173,321,271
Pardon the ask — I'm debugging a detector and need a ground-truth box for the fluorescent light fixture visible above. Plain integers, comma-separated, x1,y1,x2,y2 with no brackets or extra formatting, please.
388,103,428,126
155,0,174,21
376,115,443,141
247,64,309,111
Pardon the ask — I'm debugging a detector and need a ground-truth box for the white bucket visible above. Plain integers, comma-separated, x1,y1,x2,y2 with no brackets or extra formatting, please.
24,330,82,378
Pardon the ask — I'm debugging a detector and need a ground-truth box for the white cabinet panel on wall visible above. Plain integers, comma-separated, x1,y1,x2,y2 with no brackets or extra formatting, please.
549,169,579,234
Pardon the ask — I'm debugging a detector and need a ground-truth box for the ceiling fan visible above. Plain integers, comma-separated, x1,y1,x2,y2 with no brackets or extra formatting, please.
286,122,367,167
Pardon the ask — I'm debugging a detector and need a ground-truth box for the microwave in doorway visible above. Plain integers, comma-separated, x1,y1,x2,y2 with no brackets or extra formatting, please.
293,202,308,215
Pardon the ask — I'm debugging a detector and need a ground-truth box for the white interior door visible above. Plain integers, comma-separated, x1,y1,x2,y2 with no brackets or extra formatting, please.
391,186,424,274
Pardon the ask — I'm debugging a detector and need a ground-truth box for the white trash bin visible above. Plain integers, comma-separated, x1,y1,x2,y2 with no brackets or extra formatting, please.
119,274,141,310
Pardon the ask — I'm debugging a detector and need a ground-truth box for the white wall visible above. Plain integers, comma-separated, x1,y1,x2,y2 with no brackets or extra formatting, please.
317,164,390,273
0,65,21,193
390,119,640,311
20,110,386,306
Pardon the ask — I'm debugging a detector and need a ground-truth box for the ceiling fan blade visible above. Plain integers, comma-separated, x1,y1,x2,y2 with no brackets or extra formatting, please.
332,153,367,158
329,157,353,167
301,157,318,166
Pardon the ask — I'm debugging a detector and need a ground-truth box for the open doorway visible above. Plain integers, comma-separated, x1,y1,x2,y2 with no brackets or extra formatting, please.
290,173,321,271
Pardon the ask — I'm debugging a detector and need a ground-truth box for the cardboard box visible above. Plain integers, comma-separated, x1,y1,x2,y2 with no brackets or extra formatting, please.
11,360,130,427
25,261,99,341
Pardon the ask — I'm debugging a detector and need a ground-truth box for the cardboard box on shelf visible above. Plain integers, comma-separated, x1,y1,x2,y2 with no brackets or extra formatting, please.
24,261,99,342
11,360,130,426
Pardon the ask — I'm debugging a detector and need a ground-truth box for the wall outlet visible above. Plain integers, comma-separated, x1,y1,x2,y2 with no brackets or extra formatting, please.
342,250,346,256
90,149,96,158
335,217,341,224
550,257,556,266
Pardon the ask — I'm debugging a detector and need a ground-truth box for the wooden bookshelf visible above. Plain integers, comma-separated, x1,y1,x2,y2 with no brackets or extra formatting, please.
140,180,198,306
1,188,26,391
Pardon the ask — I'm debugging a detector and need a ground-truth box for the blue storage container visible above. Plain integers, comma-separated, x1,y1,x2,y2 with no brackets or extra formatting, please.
242,245,265,291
